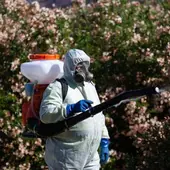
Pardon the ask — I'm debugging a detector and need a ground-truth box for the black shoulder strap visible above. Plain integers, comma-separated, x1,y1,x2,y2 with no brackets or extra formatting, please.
56,78,68,101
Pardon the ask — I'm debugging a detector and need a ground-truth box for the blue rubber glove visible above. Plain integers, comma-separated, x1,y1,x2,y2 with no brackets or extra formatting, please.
100,138,110,165
66,99,93,117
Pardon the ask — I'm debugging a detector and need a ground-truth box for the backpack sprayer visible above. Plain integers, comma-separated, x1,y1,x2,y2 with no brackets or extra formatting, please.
21,54,64,137
20,54,161,138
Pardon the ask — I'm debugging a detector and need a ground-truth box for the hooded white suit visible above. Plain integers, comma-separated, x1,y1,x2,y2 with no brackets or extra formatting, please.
40,49,109,170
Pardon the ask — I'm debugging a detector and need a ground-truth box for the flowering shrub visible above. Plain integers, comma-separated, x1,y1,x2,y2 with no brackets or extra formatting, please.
0,0,170,169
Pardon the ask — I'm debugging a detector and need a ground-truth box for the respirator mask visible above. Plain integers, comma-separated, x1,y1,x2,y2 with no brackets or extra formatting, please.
74,61,93,83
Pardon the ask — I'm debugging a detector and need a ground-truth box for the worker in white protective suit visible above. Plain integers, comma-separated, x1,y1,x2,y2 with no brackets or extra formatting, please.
40,49,110,170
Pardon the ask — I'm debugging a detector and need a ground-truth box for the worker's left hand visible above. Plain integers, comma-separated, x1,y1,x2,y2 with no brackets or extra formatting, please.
100,138,110,165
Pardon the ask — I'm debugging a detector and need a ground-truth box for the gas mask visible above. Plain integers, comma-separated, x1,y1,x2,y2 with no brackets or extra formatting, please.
74,61,93,83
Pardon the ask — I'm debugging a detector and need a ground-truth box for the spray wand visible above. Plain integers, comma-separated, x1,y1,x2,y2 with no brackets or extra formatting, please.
29,86,160,138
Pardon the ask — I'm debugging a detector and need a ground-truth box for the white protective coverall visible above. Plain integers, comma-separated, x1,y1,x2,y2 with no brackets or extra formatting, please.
40,49,109,170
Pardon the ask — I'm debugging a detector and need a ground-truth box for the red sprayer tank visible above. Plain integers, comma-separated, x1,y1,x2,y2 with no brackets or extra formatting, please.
21,54,64,126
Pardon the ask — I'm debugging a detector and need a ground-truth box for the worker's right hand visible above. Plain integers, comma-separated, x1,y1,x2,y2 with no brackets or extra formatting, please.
66,99,93,117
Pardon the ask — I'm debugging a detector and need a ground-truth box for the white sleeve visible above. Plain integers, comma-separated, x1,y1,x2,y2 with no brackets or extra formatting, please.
102,123,110,139
39,81,67,124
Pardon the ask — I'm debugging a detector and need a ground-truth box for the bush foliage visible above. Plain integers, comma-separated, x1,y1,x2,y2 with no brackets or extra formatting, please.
0,0,170,169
